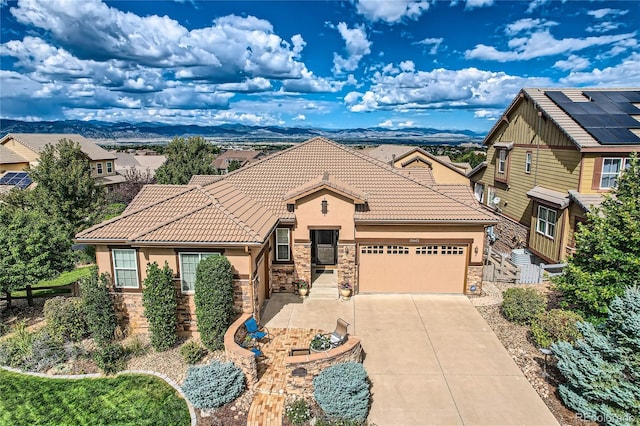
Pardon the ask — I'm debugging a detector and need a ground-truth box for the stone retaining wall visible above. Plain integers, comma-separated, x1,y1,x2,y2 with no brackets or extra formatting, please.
285,336,362,396
492,213,529,255
224,314,258,387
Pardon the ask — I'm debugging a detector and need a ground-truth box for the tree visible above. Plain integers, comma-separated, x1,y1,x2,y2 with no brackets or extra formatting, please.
0,205,74,294
554,154,640,320
194,255,235,350
552,287,640,424
226,159,242,173
29,139,105,234
109,166,155,205
155,136,219,185
142,262,178,351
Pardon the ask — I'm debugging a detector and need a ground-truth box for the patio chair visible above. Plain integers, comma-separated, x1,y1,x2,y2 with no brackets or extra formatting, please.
327,318,349,347
244,317,270,341
250,346,263,357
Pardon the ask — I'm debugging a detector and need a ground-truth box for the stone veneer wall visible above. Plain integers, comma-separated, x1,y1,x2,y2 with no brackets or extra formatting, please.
492,212,529,255
285,336,362,396
466,266,483,295
224,314,258,386
271,264,296,292
293,243,311,285
337,243,356,289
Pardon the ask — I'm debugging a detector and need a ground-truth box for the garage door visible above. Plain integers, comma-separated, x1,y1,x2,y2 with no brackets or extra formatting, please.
358,244,467,293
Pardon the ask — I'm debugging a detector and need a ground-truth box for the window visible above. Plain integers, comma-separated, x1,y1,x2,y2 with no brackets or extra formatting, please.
416,246,438,255
537,205,557,238
179,252,219,292
112,249,139,288
600,158,629,189
498,149,507,174
361,245,384,254
487,186,497,207
440,246,464,255
96,163,103,175
525,152,532,174
275,228,290,261
106,162,113,173
473,183,484,203
387,246,409,254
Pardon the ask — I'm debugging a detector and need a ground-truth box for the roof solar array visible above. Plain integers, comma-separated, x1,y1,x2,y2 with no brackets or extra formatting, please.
545,90,640,145
0,172,33,189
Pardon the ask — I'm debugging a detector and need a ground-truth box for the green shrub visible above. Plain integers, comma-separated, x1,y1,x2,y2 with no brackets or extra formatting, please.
180,340,207,364
313,362,370,422
123,335,150,357
0,323,64,372
501,287,546,325
0,322,7,337
530,309,583,348
194,255,235,351
0,321,34,367
142,262,177,351
285,398,311,425
94,342,126,375
80,269,117,346
181,361,245,409
44,296,88,342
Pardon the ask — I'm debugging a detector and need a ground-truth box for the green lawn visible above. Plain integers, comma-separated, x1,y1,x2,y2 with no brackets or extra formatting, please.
0,368,191,426
10,266,94,298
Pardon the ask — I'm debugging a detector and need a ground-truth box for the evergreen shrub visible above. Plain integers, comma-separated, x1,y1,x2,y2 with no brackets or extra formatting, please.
94,342,126,375
180,340,207,364
181,361,245,409
142,262,177,351
530,309,583,348
501,287,546,325
80,269,117,346
44,296,88,342
313,362,370,422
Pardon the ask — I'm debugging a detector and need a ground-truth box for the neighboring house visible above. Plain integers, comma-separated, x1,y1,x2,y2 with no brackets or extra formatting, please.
76,137,496,335
0,133,126,189
113,151,166,177
0,144,30,173
470,88,640,263
213,149,264,174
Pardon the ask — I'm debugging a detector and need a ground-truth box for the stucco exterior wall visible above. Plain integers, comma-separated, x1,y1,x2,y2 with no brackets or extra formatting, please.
1,139,39,163
293,189,356,241
0,162,29,173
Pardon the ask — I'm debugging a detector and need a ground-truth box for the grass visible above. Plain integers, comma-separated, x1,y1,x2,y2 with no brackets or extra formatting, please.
10,266,94,298
0,368,191,426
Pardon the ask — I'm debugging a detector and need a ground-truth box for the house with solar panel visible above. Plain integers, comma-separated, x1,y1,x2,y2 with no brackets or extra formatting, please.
469,88,640,264
0,133,126,194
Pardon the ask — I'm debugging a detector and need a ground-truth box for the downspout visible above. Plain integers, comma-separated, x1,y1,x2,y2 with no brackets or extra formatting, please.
534,110,542,187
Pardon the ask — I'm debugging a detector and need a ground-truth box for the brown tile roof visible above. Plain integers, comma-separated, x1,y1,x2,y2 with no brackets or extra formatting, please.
396,168,436,185
213,150,263,170
283,172,368,203
1,133,116,161
188,175,224,186
77,137,495,245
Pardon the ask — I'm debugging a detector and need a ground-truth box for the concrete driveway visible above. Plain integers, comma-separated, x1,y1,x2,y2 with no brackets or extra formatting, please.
262,293,558,426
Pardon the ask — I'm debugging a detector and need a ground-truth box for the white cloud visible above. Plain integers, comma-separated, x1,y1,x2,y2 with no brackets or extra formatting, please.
353,0,431,24
282,68,344,93
525,0,549,14
398,120,414,127
413,37,443,55
465,30,636,62
553,55,590,72
217,78,272,93
505,18,557,36
559,52,640,86
399,60,415,72
474,109,500,120
464,0,493,10
587,8,628,19
293,114,306,121
378,119,393,128
332,22,371,74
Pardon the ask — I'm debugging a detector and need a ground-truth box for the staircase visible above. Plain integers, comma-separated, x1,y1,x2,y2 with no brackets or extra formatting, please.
308,268,339,299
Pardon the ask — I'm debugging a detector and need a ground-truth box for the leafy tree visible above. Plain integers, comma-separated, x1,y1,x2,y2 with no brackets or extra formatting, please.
142,262,178,351
80,268,118,347
226,159,242,172
29,139,105,234
109,166,155,205
194,255,235,350
0,205,74,293
155,136,219,185
552,287,640,424
554,155,640,319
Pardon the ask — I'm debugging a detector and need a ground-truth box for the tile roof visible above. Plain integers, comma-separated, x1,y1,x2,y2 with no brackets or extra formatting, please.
0,144,28,164
188,175,224,186
77,137,496,245
213,150,263,170
1,133,116,161
283,172,368,203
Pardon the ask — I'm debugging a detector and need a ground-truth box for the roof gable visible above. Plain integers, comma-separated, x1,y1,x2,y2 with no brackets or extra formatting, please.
283,172,367,204
0,133,116,161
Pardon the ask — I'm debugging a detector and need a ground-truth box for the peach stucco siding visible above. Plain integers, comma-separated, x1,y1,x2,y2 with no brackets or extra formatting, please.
293,189,356,242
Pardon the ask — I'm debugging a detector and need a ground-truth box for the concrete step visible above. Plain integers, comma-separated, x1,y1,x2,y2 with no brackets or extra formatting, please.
308,286,339,300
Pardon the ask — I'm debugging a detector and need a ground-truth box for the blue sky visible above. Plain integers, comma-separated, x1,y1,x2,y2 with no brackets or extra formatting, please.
1,0,639,132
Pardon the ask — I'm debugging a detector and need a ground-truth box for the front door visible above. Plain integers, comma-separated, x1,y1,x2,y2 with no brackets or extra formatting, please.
311,230,338,265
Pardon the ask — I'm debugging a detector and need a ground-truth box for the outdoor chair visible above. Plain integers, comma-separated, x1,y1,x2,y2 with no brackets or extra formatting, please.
250,347,263,357
244,317,270,341
326,318,349,347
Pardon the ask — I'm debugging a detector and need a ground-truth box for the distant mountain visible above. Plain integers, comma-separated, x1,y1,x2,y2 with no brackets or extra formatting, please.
0,119,485,145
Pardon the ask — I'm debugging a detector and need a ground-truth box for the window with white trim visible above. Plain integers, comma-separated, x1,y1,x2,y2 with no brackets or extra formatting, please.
106,161,113,173
275,228,290,261
96,162,103,175
525,152,532,174
498,149,507,174
600,158,629,189
487,186,497,207
473,182,484,203
112,249,139,288
179,252,220,292
537,205,557,238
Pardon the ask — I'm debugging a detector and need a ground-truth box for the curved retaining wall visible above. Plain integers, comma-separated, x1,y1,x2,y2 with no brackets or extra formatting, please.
224,313,258,386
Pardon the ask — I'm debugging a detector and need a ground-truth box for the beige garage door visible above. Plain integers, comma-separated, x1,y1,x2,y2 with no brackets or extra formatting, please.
358,244,467,293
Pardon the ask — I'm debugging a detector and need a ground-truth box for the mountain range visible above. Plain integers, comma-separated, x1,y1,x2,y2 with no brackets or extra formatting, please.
0,119,485,145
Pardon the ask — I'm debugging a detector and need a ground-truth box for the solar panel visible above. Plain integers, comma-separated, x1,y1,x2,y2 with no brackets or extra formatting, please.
0,172,18,184
0,172,32,189
621,91,640,102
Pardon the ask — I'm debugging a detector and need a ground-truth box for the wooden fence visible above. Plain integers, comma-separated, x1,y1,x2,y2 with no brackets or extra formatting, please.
483,246,567,284
1,282,80,307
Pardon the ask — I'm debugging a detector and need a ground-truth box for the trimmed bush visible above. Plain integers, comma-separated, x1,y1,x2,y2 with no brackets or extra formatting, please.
285,398,311,425
501,287,546,325
194,255,235,351
44,296,88,342
94,342,126,375
80,269,117,346
531,309,583,348
180,340,207,364
181,361,245,409
142,262,177,351
313,362,370,422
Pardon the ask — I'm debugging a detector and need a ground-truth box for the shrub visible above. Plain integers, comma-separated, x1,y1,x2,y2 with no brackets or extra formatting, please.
194,255,235,350
313,362,370,422
553,287,640,423
181,361,245,409
80,269,117,346
44,296,88,342
501,287,546,325
0,323,64,372
530,309,583,348
123,335,150,357
94,342,126,375
285,398,311,425
0,321,34,367
180,340,207,364
0,322,7,337
142,262,177,351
